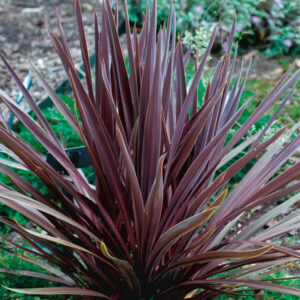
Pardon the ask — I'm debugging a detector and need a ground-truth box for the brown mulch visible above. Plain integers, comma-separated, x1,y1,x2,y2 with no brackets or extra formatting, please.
0,0,100,106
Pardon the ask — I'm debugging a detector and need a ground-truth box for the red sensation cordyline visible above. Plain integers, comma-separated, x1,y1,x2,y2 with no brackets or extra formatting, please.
0,0,299,299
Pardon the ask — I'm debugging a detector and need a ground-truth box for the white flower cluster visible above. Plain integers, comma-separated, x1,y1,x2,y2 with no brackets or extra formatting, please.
182,25,215,60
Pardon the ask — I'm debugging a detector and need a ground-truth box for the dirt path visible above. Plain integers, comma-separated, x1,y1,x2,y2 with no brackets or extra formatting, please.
0,0,100,103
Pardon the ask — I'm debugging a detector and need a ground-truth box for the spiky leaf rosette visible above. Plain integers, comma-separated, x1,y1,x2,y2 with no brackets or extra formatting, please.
0,0,299,299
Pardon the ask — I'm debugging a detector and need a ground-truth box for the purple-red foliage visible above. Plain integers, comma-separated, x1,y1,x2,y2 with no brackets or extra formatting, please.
0,0,299,299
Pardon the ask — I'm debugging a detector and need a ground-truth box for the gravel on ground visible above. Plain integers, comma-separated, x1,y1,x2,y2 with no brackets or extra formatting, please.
0,0,101,117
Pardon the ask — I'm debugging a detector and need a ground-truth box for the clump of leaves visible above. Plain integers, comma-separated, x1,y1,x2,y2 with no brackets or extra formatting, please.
0,93,80,204
0,0,300,299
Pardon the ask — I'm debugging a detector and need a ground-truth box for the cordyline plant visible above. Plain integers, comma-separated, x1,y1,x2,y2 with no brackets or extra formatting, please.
0,0,299,299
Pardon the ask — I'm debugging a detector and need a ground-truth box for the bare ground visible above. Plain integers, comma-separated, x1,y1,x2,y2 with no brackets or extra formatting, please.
0,0,100,107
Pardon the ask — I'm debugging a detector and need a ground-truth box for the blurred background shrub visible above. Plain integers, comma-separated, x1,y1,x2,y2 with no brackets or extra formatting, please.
126,0,300,57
